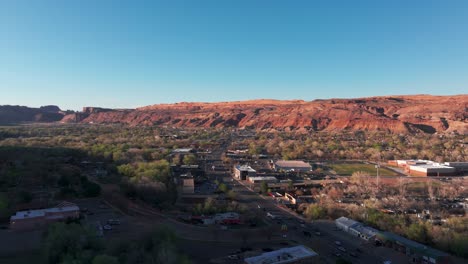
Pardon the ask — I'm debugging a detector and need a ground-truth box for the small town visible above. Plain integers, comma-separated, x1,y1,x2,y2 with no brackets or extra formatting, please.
0,126,466,264
1,1,467,264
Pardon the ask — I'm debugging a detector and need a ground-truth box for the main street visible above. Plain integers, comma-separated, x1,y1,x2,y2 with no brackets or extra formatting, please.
204,133,408,264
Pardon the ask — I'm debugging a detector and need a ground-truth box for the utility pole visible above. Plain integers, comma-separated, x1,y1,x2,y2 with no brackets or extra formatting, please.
375,163,380,191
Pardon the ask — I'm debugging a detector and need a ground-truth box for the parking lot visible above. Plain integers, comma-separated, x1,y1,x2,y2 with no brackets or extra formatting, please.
73,198,130,239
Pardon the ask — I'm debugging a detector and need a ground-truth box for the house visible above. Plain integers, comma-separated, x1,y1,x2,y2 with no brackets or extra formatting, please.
244,245,318,264
274,160,312,172
234,165,256,180
10,202,80,230
375,231,451,264
335,216,359,232
180,173,195,194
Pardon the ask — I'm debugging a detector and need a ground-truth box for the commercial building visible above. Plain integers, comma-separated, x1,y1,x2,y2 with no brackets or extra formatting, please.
407,164,456,177
247,176,278,184
234,165,256,180
444,162,468,173
274,160,312,172
389,159,462,176
10,202,80,230
349,224,379,241
376,231,451,264
244,245,318,264
335,216,360,232
335,217,378,241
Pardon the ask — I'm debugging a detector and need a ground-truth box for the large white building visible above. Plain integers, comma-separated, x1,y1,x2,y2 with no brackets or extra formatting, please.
10,202,80,230
274,160,312,172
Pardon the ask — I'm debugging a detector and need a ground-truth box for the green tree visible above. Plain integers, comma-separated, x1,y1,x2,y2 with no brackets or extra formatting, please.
226,190,237,201
218,183,228,193
43,223,103,264
116,164,134,178
18,190,33,203
451,234,468,258
260,181,268,195
182,154,197,165
82,180,102,197
304,204,327,220
0,192,10,218
406,222,431,244
92,255,119,264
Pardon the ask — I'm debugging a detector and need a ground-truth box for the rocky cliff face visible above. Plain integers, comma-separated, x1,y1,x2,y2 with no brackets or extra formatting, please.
0,105,65,123
67,95,468,134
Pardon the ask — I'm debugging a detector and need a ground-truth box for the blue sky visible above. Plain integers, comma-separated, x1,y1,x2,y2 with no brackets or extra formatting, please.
1,0,467,110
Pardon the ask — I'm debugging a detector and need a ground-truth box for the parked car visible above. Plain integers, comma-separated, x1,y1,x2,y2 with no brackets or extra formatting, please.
103,225,112,230
227,255,239,260
337,246,346,252
335,241,342,246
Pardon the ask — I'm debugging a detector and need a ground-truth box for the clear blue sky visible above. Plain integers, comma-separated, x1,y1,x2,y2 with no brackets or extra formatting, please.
1,0,467,110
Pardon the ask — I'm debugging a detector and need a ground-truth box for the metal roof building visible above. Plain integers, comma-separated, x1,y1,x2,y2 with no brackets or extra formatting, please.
244,245,318,264
274,160,312,172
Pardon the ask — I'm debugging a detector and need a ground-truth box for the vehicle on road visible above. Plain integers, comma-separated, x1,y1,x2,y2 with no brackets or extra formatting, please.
267,212,279,220
103,225,112,230
303,231,312,237
315,231,321,236
337,246,346,252
335,241,342,246
349,252,358,258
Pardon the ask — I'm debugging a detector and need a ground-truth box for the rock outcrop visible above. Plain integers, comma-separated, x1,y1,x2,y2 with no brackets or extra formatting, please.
69,95,468,134
1,95,465,134
0,105,65,123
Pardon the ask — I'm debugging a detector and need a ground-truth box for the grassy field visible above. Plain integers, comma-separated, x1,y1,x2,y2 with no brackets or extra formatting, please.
329,163,400,176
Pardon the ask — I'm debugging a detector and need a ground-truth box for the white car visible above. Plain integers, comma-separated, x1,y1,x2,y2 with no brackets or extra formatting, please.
335,241,342,246
228,255,239,260
103,224,112,230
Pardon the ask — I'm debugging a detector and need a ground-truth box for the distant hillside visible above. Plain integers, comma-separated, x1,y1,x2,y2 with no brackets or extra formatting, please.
0,105,66,124
61,94,467,134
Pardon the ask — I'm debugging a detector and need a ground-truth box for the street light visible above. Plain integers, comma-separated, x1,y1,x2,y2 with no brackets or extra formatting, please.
375,163,380,191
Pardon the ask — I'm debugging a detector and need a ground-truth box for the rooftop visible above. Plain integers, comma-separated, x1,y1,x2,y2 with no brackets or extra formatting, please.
172,148,194,153
275,160,312,168
248,176,278,181
350,224,379,237
410,164,455,170
335,216,360,228
244,245,318,264
378,231,449,258
11,204,79,221
235,165,256,172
